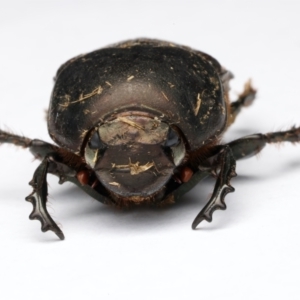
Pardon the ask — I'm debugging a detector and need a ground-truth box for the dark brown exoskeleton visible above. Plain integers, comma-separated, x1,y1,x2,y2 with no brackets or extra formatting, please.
1,39,300,240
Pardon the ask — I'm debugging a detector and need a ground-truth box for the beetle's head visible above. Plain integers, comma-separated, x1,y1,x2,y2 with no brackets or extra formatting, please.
83,113,186,203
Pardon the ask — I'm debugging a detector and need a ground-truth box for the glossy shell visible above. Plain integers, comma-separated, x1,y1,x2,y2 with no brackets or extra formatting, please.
48,39,227,153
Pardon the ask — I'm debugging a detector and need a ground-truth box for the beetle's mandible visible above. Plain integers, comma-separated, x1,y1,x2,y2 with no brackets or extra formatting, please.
1,39,300,240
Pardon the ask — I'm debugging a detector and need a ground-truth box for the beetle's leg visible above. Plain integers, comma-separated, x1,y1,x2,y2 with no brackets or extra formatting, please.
192,145,236,229
0,129,32,148
0,129,60,159
28,139,110,205
193,126,300,229
0,131,61,238
1,130,110,238
228,80,257,126
192,127,300,229
1,132,66,238
227,126,300,161
1,130,69,238
26,156,67,240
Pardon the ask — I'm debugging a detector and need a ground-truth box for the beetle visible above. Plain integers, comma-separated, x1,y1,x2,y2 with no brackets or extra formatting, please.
1,38,299,240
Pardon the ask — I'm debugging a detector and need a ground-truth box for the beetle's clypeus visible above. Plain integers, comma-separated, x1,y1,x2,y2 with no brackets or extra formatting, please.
1,39,300,240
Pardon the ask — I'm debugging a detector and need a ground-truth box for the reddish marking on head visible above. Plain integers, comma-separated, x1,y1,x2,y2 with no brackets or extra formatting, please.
77,170,90,185
180,167,193,183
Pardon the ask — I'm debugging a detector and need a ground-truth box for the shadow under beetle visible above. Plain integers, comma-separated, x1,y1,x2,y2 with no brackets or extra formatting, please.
1,39,300,240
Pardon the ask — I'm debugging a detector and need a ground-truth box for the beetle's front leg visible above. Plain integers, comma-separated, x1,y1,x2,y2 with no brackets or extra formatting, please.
26,156,69,240
27,140,110,239
192,146,237,229
193,126,300,229
0,131,64,238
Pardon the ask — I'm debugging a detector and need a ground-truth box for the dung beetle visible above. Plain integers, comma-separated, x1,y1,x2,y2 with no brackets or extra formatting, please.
1,38,300,240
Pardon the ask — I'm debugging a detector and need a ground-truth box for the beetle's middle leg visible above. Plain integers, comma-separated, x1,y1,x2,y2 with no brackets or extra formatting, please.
228,80,257,126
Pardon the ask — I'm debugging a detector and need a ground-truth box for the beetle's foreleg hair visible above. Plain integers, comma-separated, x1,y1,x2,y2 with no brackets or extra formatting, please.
0,129,63,162
264,126,300,145
0,129,32,148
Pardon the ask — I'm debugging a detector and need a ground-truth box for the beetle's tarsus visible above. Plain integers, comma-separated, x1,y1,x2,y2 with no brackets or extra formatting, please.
192,146,236,229
26,157,65,240
265,126,300,144
238,80,257,107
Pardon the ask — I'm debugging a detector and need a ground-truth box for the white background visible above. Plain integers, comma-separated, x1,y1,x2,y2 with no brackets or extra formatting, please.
1,1,300,299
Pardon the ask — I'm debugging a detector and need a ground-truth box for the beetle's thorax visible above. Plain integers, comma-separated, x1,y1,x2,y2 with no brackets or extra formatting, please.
48,41,228,154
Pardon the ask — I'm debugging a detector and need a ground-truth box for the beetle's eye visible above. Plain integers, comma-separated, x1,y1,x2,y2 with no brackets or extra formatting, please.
163,128,185,166
88,130,106,150
85,130,107,168
164,128,180,147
